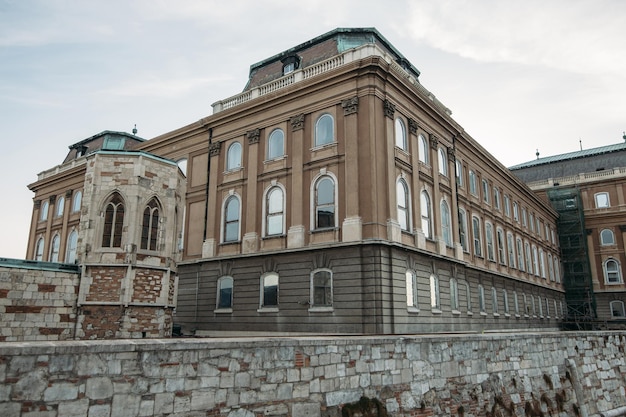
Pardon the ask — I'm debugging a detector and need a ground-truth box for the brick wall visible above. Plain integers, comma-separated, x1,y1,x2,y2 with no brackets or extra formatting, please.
0,332,624,416
0,265,79,342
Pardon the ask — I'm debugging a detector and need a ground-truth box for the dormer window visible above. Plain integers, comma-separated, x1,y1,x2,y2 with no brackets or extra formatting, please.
281,54,300,75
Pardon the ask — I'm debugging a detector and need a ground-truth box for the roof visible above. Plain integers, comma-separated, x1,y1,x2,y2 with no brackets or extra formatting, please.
509,141,626,170
0,258,80,273
68,130,145,150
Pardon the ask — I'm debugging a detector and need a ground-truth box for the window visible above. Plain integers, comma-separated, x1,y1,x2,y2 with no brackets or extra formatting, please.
545,225,550,241
406,270,418,309
539,249,546,278
40,201,49,221
545,297,550,317
141,198,160,251
458,209,468,252
536,218,541,236
532,246,539,276
226,142,242,170
513,291,519,315
554,258,561,283
482,179,490,204
504,195,510,217
267,129,285,160
486,223,495,261
496,228,506,265
595,192,610,208
548,253,554,281
469,171,477,195
265,186,285,236
610,301,625,318
604,259,622,284
465,282,472,313
478,285,486,313
525,242,533,274
531,295,536,316
472,216,482,257
538,296,543,317
103,136,125,150
314,176,336,229
65,230,78,264
522,294,528,316
418,135,428,163
102,193,124,248
516,238,525,271
34,238,44,261
260,273,279,308
493,188,501,210
554,300,559,318
315,114,334,146
395,118,407,150
430,274,440,310
56,197,65,217
397,179,410,231
491,287,498,314
311,269,332,307
455,160,463,187
72,191,82,213
441,200,452,247
529,213,535,233
438,148,448,176
421,191,432,239
450,278,459,311
223,195,241,242
521,207,527,227
49,234,60,262
512,202,519,222
217,276,233,310
507,233,516,268
600,229,615,246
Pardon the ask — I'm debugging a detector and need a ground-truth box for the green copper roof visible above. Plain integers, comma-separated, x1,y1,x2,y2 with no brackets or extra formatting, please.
509,142,626,170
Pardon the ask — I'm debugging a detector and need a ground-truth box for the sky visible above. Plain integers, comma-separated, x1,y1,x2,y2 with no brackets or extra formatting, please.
1,0,624,259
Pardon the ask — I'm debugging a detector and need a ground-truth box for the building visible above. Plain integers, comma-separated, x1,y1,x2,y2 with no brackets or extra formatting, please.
510,139,626,329
22,28,565,338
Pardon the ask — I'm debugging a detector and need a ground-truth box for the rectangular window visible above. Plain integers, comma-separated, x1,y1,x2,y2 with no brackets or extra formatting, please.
504,195,511,217
595,192,610,208
312,270,332,307
482,179,490,204
472,216,482,257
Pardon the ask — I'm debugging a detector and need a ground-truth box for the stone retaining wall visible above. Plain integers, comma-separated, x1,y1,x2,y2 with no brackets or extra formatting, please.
0,332,625,416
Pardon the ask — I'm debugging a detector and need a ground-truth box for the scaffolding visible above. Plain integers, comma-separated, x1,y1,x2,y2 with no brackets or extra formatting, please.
547,187,597,330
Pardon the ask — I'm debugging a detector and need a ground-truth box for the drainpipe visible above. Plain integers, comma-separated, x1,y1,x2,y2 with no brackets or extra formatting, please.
203,127,213,241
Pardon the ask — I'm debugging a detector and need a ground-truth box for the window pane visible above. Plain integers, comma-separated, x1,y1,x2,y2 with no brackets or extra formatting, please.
56,197,65,217
316,178,335,228
267,215,283,235
315,115,334,146
218,278,233,309
268,129,285,159
262,274,278,307
595,193,609,208
227,142,242,170
418,135,428,163
72,191,82,212
268,188,283,213
395,118,406,150
313,271,332,306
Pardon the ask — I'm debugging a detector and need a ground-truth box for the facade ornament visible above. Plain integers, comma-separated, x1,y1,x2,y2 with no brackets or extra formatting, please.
34,200,41,209
429,133,439,150
342,96,359,115
65,189,73,198
447,146,456,162
383,99,395,119
246,128,260,145
290,114,305,131
209,142,222,157
408,118,418,135
49,195,56,204
619,225,626,232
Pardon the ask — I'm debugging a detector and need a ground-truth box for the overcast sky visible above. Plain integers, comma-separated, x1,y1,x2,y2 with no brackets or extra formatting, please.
1,0,624,259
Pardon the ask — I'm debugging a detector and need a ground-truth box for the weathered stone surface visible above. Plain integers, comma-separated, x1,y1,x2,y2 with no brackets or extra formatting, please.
292,402,321,416
85,377,113,399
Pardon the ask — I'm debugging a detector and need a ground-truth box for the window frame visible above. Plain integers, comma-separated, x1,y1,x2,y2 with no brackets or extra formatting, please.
34,237,44,261
496,228,506,265
600,229,615,246
65,229,78,264
604,259,623,284
430,274,441,311
491,287,499,315
216,276,234,311
469,170,477,195
312,174,337,230
418,134,428,164
314,114,335,147
595,192,610,208
397,178,411,232
267,128,285,160
49,234,60,263
406,270,419,311
493,188,501,210
72,191,82,213
455,159,463,187
438,148,448,176
222,194,241,243
56,196,65,218
610,300,625,318
226,141,242,171
450,278,459,312
140,198,160,251
472,215,482,257
507,232,516,268
101,193,125,248
458,208,468,252
40,201,49,221
310,269,333,311
421,191,432,239
485,222,495,262
478,284,486,314
264,185,285,237
395,118,407,151
440,199,452,247
482,179,490,204
259,272,279,310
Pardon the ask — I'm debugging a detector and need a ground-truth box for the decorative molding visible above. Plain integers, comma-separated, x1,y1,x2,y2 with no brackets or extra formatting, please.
49,195,56,204
290,114,305,131
209,142,222,157
246,128,260,145
383,99,395,119
65,189,73,198
619,225,626,232
408,118,418,135
429,133,439,150
447,146,456,162
34,200,41,209
342,96,359,115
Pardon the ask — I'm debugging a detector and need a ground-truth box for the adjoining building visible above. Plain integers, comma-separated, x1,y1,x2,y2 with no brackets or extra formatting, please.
510,139,626,329
20,28,565,339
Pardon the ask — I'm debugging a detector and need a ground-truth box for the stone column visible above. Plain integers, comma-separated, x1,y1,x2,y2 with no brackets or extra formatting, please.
429,134,443,253
202,142,221,258
243,129,260,254
341,96,362,242
448,143,463,261
383,99,402,243
288,114,306,248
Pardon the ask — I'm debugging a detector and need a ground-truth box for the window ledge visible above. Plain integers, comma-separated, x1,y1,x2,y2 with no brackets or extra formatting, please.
431,308,442,315
309,306,334,313
220,241,241,246
480,311,488,316
257,307,279,313
262,234,286,240
310,227,338,234
311,141,337,152
493,313,500,317
451,310,461,316
515,314,521,318
215,308,233,314
505,313,511,318
224,167,243,174
264,155,287,164
467,311,473,316
407,306,420,314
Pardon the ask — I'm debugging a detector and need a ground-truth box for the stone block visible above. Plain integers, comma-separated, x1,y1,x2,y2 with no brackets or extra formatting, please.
155,392,174,414
326,389,362,407
191,390,216,411
86,377,113,399
43,382,78,401
88,404,111,417
57,399,89,417
111,393,141,417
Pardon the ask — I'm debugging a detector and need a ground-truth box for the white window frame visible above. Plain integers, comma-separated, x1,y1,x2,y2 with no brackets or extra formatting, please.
421,191,432,239
267,128,285,160
406,270,419,311
438,148,448,176
430,274,441,311
418,135,428,164
441,199,452,247
314,114,335,147
485,222,495,262
397,178,411,232
311,172,338,230
458,208,468,252
222,193,242,243
263,184,286,237
216,276,234,311
395,118,407,151
226,141,242,171
310,269,333,311
472,216,482,257
259,272,279,310
595,192,610,208
600,229,615,246
604,259,623,284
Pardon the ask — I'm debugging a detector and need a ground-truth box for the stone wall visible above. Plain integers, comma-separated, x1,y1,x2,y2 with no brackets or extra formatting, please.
0,263,79,342
1,332,625,417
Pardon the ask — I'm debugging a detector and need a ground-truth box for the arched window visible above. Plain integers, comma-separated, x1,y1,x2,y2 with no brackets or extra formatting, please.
430,274,440,310
532,246,539,276
260,273,279,308
450,278,459,311
223,195,241,242
525,242,533,274
265,186,284,236
226,142,242,170
420,191,432,239
65,230,78,264
507,233,516,268
40,201,49,221
141,198,160,251
102,193,124,248
268,129,285,160
485,223,495,261
311,269,332,308
468,170,477,195
56,196,65,217
34,237,44,261
493,188,500,210
600,229,615,246
458,208,468,252
72,191,82,213
496,228,505,264
217,276,233,310
472,216,482,257
441,200,451,246
395,118,406,150
516,238,525,271
314,176,336,229
438,148,447,176
539,249,546,278
610,300,625,318
49,234,60,262
406,270,418,309
315,114,334,146
604,259,622,284
397,179,410,231
418,135,428,163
